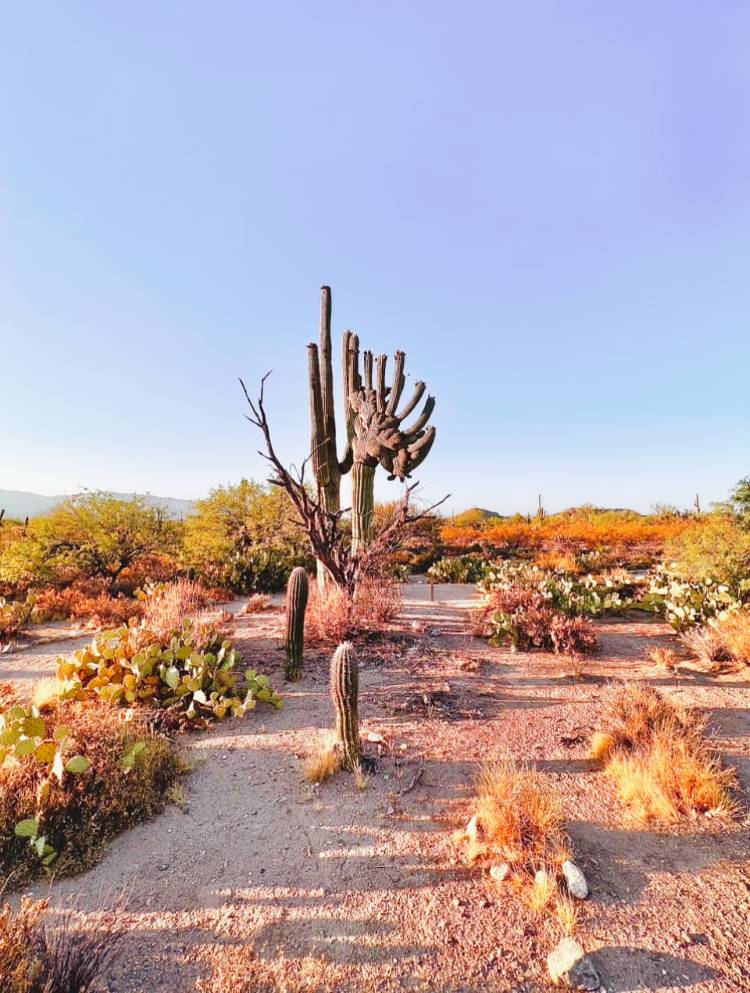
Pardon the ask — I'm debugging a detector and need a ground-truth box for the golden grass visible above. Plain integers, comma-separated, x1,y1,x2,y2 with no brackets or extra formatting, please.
647,645,680,671
555,893,580,934
32,676,65,711
592,684,739,824
465,761,572,874
302,738,342,784
716,610,750,664
527,871,556,913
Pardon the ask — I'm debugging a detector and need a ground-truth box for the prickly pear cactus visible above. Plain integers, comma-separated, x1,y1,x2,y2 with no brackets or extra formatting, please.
285,567,309,680
330,641,361,770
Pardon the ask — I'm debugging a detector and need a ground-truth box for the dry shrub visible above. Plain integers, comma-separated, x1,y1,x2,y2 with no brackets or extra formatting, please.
115,553,178,594
477,588,597,656
240,594,273,615
302,735,342,784
606,732,738,823
141,579,227,647
592,684,738,824
30,585,144,628
534,549,582,574
0,897,117,993
683,611,750,670
0,697,185,885
460,761,572,877
647,645,680,671
679,626,730,668
306,572,402,645
0,598,32,645
714,610,750,665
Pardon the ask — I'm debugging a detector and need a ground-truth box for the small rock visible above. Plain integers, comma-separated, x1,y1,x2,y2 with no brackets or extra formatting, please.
562,859,589,899
534,868,549,887
490,863,510,882
547,937,600,990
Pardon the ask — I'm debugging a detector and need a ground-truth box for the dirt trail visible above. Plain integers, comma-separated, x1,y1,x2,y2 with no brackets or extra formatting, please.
5,583,750,992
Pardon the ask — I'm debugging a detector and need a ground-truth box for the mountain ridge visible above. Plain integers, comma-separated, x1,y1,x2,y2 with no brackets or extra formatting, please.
0,489,194,521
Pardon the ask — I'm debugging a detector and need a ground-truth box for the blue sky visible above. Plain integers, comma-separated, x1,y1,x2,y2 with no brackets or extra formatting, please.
1,2,747,515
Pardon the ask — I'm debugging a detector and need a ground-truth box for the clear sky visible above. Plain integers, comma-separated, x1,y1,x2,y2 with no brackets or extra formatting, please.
1,2,747,516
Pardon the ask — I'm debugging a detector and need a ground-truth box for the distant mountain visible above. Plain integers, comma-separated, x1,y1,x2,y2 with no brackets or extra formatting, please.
449,507,504,526
0,489,195,521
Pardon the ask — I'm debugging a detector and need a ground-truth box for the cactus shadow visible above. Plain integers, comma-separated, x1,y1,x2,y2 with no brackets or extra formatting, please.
588,946,718,991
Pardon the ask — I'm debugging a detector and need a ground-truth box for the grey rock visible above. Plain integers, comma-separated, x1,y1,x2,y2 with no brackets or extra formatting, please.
547,938,601,989
562,859,589,899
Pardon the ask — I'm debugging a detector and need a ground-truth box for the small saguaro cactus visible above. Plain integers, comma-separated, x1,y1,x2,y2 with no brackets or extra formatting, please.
330,641,361,770
285,566,309,680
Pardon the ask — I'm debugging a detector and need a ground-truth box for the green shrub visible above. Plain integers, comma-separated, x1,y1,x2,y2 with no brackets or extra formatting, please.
665,513,750,588
0,493,179,594
182,481,312,592
479,561,639,617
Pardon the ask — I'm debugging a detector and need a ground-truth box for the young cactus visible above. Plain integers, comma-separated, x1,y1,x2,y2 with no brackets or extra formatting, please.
285,567,309,680
330,641,361,770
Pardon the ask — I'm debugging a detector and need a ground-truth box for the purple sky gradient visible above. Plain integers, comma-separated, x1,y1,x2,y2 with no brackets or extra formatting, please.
1,2,748,514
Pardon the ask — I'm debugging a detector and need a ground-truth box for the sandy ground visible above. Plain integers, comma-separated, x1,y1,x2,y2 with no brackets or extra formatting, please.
3,582,750,992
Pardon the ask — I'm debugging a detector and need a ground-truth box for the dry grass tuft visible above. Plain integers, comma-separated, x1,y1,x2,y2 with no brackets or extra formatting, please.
306,573,402,645
462,761,572,875
681,611,750,670
555,893,580,934
302,735,342,784
527,870,556,913
647,645,680,671
592,684,738,824
0,897,118,993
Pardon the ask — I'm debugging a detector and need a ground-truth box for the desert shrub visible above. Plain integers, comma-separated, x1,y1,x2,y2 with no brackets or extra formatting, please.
305,572,402,645
29,584,144,628
591,684,738,823
665,513,750,588
479,561,639,617
56,620,281,722
680,610,750,668
0,493,180,595
442,505,694,562
182,480,312,592
534,549,582,573
0,693,185,884
477,589,597,655
426,555,490,584
0,897,118,993
645,568,748,630
0,596,33,646
376,501,442,573
239,593,273,614
455,761,572,911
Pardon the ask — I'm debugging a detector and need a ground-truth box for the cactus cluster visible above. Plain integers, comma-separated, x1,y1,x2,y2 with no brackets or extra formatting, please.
284,566,309,680
330,641,361,770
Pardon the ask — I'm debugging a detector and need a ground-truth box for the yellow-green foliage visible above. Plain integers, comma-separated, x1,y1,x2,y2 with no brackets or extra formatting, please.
0,492,179,592
181,480,311,592
665,513,750,587
56,621,282,721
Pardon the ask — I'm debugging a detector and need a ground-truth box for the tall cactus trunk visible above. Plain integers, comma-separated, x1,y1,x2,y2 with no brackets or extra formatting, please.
285,566,309,680
330,641,361,770
351,463,376,554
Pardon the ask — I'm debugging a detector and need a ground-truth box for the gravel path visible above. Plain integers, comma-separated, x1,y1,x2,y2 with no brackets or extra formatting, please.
5,583,750,992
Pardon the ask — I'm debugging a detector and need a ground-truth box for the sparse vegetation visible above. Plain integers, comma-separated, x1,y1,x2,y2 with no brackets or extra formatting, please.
0,897,118,993
591,685,738,823
0,688,186,885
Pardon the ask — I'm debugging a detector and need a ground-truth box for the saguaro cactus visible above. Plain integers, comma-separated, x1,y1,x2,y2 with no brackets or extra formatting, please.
285,566,309,680
345,344,436,551
307,286,437,557
330,641,361,770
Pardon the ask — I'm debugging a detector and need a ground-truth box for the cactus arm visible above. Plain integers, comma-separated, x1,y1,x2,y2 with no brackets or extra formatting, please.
375,353,388,411
363,350,374,391
385,350,406,415
307,343,326,486
407,426,436,469
319,286,338,492
395,381,426,422
402,394,436,441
